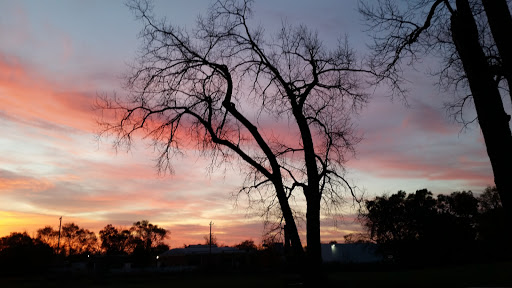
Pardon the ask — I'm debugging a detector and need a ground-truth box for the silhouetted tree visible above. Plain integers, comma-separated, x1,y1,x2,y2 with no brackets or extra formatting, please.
481,0,512,94
236,239,257,252
363,190,420,244
97,0,373,266
477,186,508,257
204,234,218,247
478,186,502,212
130,220,168,251
36,225,59,250
153,243,170,255
359,0,512,226
433,191,479,261
61,222,80,255
99,224,131,255
61,222,98,256
0,232,53,274
361,189,480,263
128,220,169,266
436,191,479,242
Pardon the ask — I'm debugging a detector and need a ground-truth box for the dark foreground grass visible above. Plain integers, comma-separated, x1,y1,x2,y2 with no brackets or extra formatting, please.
0,273,284,288
1,262,511,288
328,261,512,287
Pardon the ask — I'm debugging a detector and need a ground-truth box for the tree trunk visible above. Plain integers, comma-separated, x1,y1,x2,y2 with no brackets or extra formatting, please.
482,0,512,99
274,182,305,258
451,0,512,226
306,192,322,265
291,101,323,266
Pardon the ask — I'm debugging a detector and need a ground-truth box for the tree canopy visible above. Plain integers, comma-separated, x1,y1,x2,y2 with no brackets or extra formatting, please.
360,187,507,263
98,220,169,257
0,232,54,274
36,222,98,256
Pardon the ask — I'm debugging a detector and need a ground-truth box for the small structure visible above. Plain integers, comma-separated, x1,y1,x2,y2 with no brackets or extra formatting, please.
321,243,382,263
158,244,245,268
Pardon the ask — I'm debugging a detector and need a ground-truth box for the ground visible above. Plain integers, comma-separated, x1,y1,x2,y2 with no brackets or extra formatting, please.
1,261,511,287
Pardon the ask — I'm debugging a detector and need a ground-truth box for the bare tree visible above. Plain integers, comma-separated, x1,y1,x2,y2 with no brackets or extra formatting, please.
97,0,369,265
203,234,218,246
359,0,512,226
482,0,512,94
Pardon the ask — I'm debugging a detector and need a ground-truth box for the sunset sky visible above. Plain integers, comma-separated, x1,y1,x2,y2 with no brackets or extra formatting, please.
0,0,502,247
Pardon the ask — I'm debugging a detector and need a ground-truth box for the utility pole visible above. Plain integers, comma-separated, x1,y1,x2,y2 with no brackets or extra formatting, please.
57,216,62,254
209,221,213,255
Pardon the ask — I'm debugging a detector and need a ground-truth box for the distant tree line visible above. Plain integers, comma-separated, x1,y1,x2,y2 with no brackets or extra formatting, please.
0,219,169,273
0,218,268,274
359,186,507,264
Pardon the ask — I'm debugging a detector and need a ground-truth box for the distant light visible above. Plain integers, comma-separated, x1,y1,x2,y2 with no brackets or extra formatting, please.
156,256,159,260
87,255,90,258
331,244,336,252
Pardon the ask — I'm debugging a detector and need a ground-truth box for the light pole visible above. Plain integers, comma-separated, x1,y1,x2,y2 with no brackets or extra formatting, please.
57,216,62,254
209,221,213,255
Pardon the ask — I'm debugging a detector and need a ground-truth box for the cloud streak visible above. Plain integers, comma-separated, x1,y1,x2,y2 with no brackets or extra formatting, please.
0,54,96,132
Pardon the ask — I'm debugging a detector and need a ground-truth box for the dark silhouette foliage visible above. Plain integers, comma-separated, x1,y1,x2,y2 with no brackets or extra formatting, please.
99,224,132,255
60,222,98,256
129,220,168,251
236,239,258,252
36,223,98,257
97,220,169,267
129,220,169,267
36,225,59,249
477,186,509,257
360,187,506,264
0,232,54,274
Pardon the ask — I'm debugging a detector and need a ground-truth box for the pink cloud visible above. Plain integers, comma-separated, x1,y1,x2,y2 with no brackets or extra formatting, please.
400,101,458,135
0,169,54,193
0,53,96,132
351,151,493,187
351,94,494,190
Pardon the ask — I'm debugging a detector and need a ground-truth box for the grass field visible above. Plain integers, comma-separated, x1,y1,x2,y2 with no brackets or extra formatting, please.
328,261,512,287
1,262,511,287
